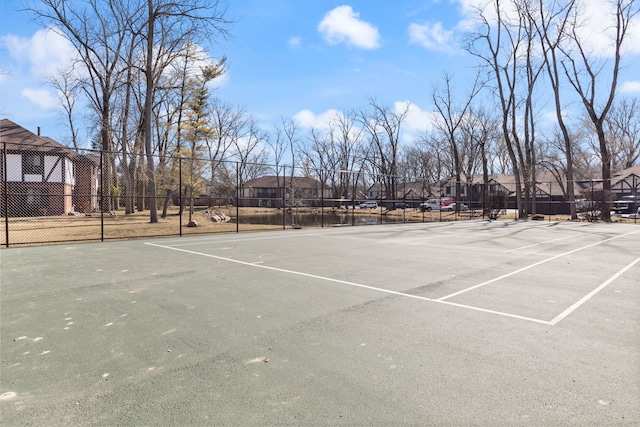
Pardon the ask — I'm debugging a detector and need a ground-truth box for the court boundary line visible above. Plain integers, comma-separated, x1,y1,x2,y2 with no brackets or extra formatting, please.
548,256,640,325
145,241,436,302
144,241,554,325
145,226,639,326
503,233,580,253
436,229,640,301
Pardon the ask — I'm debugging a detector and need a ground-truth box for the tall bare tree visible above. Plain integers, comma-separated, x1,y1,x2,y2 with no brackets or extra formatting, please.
358,99,410,202
47,68,83,152
460,106,501,215
32,0,139,212
332,111,365,199
604,97,640,170
530,0,579,219
431,72,483,211
559,0,639,221
465,0,530,218
142,0,229,222
206,98,240,204
233,117,269,184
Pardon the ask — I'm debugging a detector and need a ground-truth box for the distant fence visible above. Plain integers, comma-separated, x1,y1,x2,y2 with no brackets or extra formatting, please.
2,144,637,247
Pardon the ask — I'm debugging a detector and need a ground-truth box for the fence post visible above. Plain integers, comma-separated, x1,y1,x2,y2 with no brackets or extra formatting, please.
282,165,287,230
236,162,239,234
320,168,324,228
100,150,104,242
179,155,183,236
2,141,9,247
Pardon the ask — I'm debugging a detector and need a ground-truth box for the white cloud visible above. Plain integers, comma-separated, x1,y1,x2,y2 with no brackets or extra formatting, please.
620,81,640,93
293,108,342,129
455,0,640,57
399,101,437,133
2,26,76,78
22,87,58,110
573,2,640,56
408,22,455,53
288,37,302,49
318,6,381,50
294,103,437,143
208,71,230,89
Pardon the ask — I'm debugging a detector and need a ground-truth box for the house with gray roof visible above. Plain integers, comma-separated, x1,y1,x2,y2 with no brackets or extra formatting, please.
239,175,329,208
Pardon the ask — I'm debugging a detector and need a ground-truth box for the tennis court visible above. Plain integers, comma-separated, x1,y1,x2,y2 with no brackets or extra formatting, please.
1,220,639,425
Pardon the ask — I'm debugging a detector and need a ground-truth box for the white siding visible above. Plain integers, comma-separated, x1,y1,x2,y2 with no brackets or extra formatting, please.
24,174,42,182
6,154,21,181
65,158,75,185
45,156,62,182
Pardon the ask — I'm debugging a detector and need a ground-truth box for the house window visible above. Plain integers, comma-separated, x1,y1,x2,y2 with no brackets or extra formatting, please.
26,188,48,207
23,154,44,175
257,188,276,198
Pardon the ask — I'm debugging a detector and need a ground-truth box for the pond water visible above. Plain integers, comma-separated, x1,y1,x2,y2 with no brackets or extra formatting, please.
236,211,417,227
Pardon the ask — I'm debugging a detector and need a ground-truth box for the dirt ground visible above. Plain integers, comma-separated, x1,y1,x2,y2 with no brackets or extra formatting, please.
1,206,637,247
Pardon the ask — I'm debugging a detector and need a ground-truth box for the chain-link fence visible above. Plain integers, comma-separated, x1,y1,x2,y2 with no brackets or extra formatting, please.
2,143,638,247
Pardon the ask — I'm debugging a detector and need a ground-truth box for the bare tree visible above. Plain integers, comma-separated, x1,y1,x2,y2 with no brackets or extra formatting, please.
460,106,501,215
299,111,365,199
268,122,288,189
332,111,365,199
143,0,229,222
31,0,231,220
605,97,640,170
431,72,483,211
233,116,269,184
207,99,241,204
559,0,639,221
47,67,83,151
358,99,410,201
465,0,530,218
529,0,580,218
300,126,335,193
278,118,300,201
32,0,140,212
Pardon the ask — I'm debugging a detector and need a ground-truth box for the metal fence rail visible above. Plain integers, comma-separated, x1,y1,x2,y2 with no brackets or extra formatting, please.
2,144,638,247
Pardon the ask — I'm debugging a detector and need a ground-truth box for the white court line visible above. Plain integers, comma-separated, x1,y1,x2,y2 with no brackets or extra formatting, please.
504,234,579,253
437,300,552,325
548,256,640,325
144,241,552,325
145,242,436,302
161,232,320,247
144,226,639,326
436,229,640,302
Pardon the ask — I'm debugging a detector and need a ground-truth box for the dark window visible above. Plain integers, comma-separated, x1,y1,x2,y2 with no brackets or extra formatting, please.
26,188,48,207
257,188,277,198
23,154,44,175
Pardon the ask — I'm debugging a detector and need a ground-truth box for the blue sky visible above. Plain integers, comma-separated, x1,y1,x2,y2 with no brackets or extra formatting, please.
1,0,639,148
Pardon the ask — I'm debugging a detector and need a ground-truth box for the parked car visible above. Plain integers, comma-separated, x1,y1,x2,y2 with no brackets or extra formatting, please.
394,202,411,209
359,201,378,209
449,203,469,211
419,199,453,212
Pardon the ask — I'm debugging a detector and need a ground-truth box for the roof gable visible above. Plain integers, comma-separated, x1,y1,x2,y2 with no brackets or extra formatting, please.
0,118,78,158
244,175,321,188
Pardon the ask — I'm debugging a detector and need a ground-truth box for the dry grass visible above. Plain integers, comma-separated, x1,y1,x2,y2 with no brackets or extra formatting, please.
1,207,280,246
1,206,637,247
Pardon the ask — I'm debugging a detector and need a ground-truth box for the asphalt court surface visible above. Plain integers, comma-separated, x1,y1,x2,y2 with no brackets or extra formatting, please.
1,220,639,425
147,220,640,325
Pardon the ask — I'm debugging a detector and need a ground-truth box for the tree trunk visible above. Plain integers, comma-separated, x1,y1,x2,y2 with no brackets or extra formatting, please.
145,0,158,223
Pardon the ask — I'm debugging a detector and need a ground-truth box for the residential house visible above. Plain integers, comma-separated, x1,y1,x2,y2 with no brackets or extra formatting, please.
239,175,329,208
610,165,640,199
436,173,565,212
1,118,99,216
366,181,432,207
